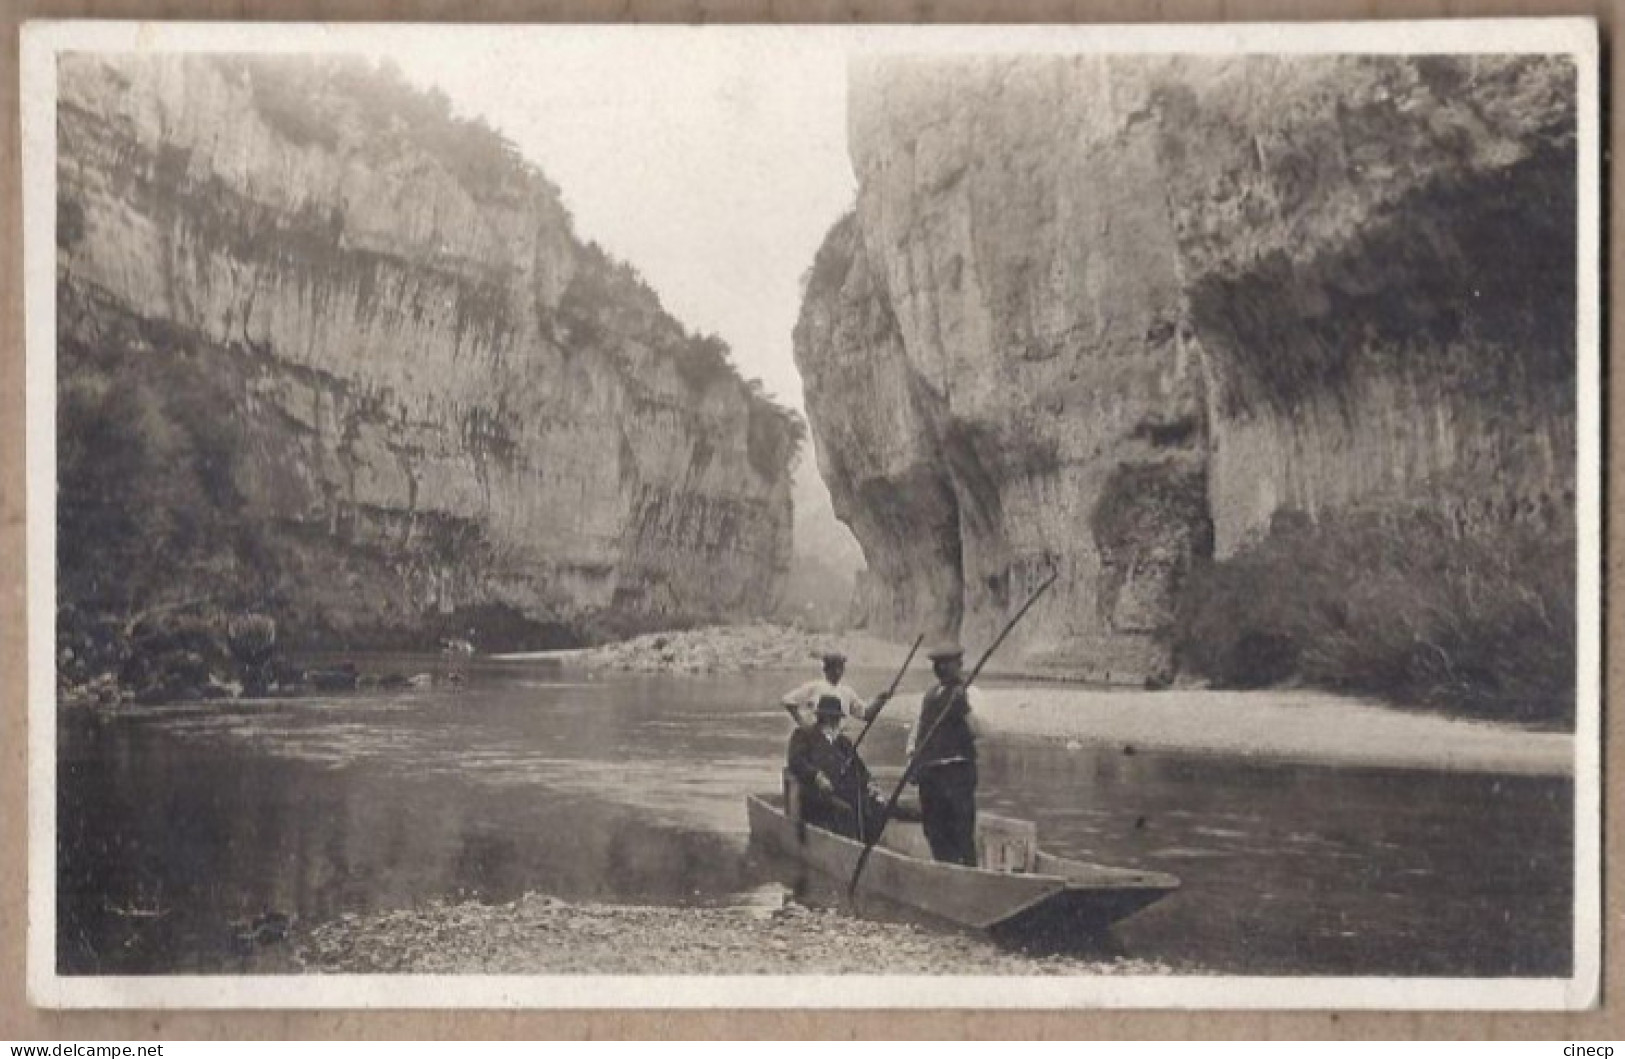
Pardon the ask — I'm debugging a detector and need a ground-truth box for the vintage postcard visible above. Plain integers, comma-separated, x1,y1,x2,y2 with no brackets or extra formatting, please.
21,19,1600,1009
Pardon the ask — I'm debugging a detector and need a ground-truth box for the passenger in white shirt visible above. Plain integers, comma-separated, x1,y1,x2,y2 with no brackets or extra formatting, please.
779,651,892,728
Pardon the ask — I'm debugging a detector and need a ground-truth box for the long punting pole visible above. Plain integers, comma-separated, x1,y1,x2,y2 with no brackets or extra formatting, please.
845,570,1059,899
847,633,924,759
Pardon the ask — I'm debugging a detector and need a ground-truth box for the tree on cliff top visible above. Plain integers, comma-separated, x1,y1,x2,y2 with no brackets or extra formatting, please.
240,55,567,212
561,242,806,481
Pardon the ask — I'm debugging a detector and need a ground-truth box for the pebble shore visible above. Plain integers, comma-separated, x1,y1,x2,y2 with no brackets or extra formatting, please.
296,892,1173,976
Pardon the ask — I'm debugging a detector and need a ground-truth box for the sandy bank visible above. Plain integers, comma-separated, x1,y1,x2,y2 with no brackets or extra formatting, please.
493,625,1573,778
867,685,1574,778
296,891,1171,975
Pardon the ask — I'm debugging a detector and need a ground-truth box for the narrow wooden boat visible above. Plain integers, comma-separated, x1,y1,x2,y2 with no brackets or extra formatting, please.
745,792,1179,939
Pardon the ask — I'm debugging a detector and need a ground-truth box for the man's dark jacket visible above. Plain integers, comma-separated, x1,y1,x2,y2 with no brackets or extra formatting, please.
787,725,872,808
915,680,976,766
791,724,896,842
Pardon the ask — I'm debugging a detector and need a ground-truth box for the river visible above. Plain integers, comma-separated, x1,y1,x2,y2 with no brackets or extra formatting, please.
56,657,1573,977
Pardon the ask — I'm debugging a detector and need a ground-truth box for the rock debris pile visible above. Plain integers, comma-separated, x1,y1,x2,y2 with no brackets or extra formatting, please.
580,625,830,675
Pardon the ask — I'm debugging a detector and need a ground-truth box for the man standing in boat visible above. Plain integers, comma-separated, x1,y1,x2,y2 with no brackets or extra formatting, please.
909,641,983,867
786,694,888,842
778,649,890,728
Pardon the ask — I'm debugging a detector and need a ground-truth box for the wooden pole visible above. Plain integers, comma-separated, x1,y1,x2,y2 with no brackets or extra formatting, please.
845,570,1058,899
847,633,924,758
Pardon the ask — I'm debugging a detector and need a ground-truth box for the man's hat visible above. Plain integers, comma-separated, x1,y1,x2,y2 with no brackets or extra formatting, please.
814,694,846,718
927,640,965,662
820,649,847,665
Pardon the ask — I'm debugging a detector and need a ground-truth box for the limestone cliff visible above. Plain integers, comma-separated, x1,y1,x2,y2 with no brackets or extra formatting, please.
797,55,1576,692
58,54,797,649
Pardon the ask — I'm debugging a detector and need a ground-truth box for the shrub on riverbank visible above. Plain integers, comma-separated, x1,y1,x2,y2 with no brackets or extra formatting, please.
58,605,293,705
1173,508,1575,728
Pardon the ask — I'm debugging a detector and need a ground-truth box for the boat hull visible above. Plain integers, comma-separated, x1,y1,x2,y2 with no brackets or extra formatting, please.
745,794,1177,936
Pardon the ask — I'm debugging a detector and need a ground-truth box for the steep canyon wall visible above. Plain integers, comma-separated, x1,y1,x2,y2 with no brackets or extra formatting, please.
796,55,1576,689
58,54,796,649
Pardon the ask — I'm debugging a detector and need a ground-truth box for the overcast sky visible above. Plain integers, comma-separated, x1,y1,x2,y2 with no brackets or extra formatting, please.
390,33,856,413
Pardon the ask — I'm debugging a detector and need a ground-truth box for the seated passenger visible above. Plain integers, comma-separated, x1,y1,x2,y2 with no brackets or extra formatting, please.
786,694,886,842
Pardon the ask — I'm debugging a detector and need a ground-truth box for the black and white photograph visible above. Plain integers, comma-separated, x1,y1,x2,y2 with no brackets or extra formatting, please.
21,20,1600,1008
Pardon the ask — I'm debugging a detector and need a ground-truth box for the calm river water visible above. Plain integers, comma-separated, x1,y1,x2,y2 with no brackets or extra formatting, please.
57,658,1573,976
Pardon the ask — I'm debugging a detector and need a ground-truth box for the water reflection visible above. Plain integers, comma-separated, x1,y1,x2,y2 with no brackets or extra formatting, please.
58,659,1572,976
977,742,1572,976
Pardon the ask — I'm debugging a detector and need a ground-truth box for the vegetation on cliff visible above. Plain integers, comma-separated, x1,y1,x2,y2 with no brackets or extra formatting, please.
1174,510,1575,728
557,238,807,477
58,295,263,623
244,56,807,465
57,54,803,688
242,56,555,208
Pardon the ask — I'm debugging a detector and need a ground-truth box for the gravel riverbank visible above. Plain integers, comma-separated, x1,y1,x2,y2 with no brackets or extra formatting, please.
296,891,1173,975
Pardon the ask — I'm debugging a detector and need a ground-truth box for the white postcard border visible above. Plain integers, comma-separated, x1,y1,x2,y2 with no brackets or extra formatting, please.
22,17,1603,1010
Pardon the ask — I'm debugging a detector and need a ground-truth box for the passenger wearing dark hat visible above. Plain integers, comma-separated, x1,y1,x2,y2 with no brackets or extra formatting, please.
908,639,983,867
778,649,890,728
785,693,888,841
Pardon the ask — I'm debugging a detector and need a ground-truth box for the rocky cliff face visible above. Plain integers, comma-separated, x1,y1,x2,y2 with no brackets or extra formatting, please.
796,55,1575,683
58,54,796,648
